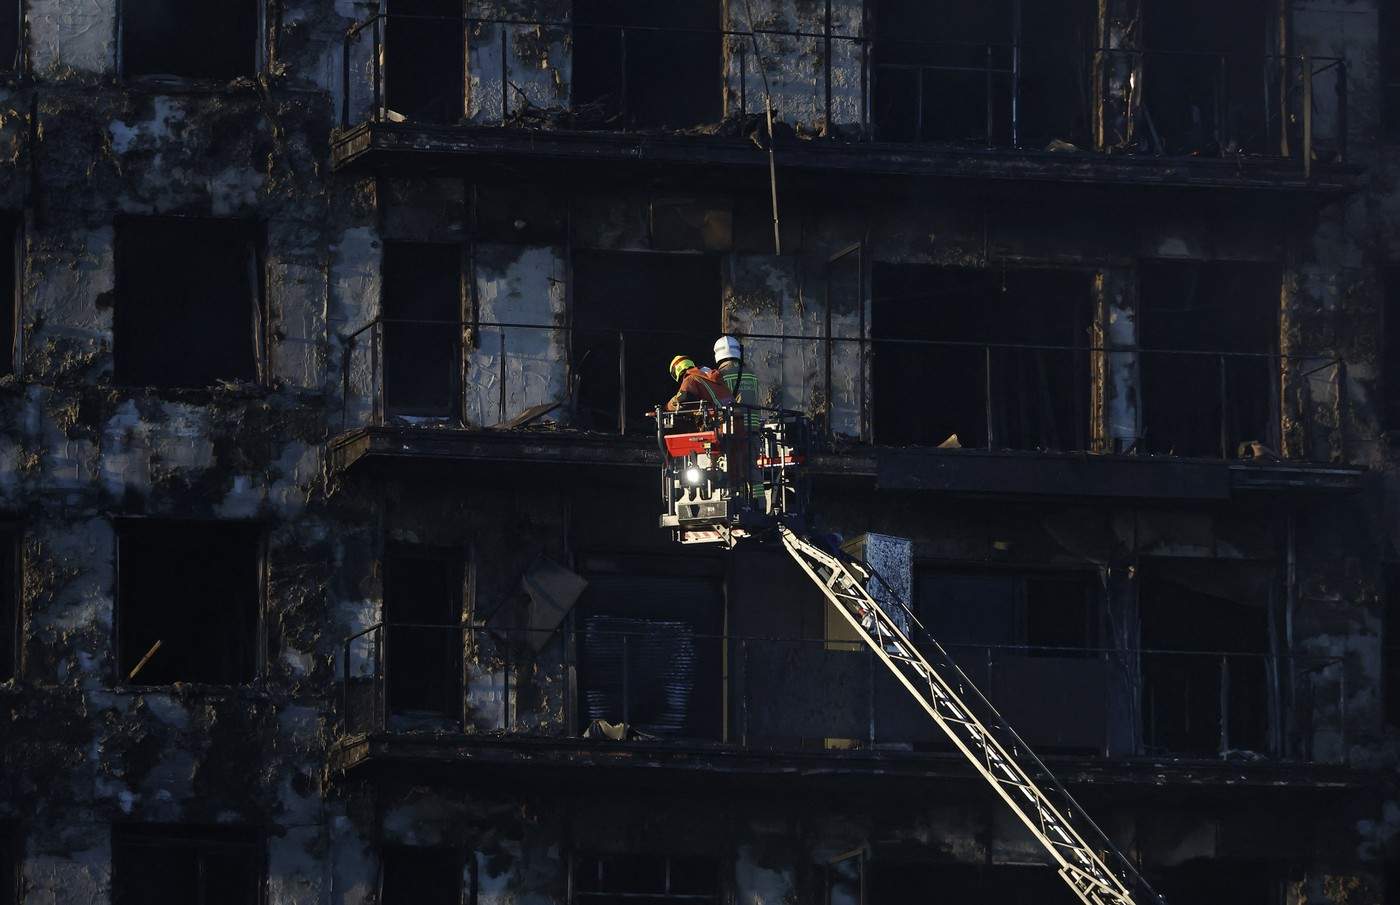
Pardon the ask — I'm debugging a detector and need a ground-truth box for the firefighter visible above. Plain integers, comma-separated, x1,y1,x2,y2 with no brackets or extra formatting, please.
666,355,732,412
713,334,760,406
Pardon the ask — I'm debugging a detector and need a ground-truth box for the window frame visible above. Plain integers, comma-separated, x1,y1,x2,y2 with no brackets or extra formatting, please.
117,0,266,83
112,825,265,905
570,852,721,905
111,215,269,391
112,517,267,688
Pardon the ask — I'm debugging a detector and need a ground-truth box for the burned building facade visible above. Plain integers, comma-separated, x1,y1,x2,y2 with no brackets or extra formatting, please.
0,0,1397,903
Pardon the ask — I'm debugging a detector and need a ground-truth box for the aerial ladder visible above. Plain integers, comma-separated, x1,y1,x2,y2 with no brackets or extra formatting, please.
654,402,1165,905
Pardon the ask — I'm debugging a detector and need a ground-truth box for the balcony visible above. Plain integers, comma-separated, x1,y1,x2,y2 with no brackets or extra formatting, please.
328,317,1363,499
332,624,1351,790
332,13,1357,197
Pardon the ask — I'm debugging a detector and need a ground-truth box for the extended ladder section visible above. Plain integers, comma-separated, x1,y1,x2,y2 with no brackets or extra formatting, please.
779,526,1164,905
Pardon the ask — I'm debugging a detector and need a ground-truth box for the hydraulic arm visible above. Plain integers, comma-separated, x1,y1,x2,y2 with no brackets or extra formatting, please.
778,526,1162,905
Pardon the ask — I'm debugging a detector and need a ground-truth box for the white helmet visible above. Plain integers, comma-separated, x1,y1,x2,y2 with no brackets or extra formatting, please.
714,335,743,364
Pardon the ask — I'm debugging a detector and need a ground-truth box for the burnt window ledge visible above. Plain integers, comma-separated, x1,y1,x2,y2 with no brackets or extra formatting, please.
329,122,1362,199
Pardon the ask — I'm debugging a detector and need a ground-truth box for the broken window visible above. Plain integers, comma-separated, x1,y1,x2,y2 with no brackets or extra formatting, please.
871,265,1091,450
571,251,720,434
1386,566,1400,729
0,0,16,73
0,528,16,682
1139,559,1273,756
112,825,261,905
384,0,464,124
113,218,263,389
1383,267,1400,432
121,0,258,80
382,242,463,418
1385,6,1400,143
572,0,721,130
116,520,261,686
574,854,719,904
575,555,723,739
1139,0,1273,155
1138,261,1279,458
381,846,463,905
384,544,464,718
0,216,17,376
912,567,1103,752
871,0,1093,146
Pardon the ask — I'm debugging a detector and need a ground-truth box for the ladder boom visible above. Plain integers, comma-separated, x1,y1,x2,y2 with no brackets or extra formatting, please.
778,525,1161,905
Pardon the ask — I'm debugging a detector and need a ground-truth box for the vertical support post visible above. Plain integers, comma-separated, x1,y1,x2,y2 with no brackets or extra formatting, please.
915,68,924,142
985,43,995,148
740,43,748,117
621,634,631,726
1216,53,1228,154
741,638,750,747
375,625,385,732
860,39,869,138
372,322,383,425
500,28,508,125
985,344,995,449
498,331,506,425
1302,53,1313,177
1219,655,1231,756
824,0,833,136
1219,353,1229,458
618,330,627,435
343,638,351,731
373,16,383,121
502,630,512,731
620,28,629,129
342,335,354,431
1336,60,1348,161
1011,0,1021,147
868,645,876,747
342,32,351,127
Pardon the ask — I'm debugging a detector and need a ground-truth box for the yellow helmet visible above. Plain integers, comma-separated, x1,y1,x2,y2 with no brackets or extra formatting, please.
669,356,695,382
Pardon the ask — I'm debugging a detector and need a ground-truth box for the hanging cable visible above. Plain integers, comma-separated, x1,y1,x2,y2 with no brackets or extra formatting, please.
741,0,783,255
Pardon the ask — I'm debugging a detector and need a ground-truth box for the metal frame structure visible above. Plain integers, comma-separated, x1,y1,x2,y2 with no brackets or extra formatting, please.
652,407,1163,905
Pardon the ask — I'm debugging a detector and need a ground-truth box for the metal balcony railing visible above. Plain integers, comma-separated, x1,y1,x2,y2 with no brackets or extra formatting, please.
339,13,1347,165
337,317,1346,462
340,624,1347,764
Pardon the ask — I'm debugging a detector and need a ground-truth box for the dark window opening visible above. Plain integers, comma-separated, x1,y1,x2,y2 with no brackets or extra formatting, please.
382,243,463,418
1386,841,1400,905
871,265,1091,450
575,854,719,904
1140,0,1272,155
381,846,463,905
384,544,464,717
1385,5,1400,143
0,0,15,75
113,219,262,389
1138,260,1280,458
571,251,720,434
864,860,1065,905
384,0,464,124
0,823,15,905
1385,565,1400,729
121,0,257,80
1384,267,1400,432
1139,560,1272,756
1147,858,1284,905
0,528,16,682
113,825,261,905
0,216,16,377
116,520,261,686
573,0,721,130
912,567,1102,752
872,0,1093,146
575,557,723,739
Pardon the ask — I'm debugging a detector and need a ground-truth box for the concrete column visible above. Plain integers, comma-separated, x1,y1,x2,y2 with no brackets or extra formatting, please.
1095,268,1141,453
